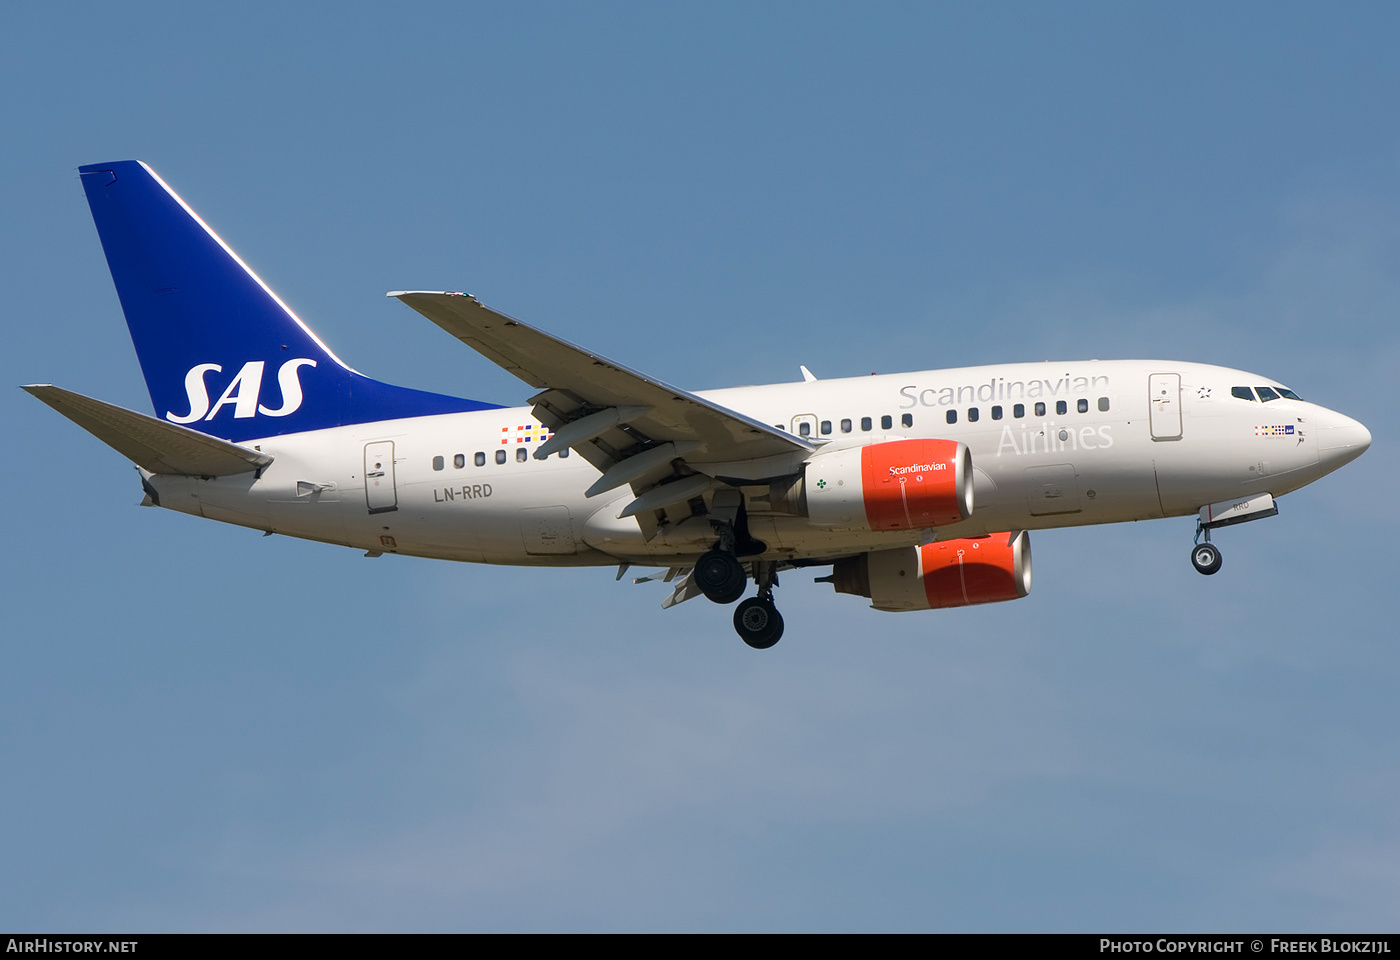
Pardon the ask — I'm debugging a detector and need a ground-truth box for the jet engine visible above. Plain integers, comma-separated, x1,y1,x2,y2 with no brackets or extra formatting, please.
804,438,973,532
825,530,1032,612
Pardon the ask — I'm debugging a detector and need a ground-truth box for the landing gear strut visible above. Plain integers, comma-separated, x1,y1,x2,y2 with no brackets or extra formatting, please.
733,561,784,649
1191,522,1222,575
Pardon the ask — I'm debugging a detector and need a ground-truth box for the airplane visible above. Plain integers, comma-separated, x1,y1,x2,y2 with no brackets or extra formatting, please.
26,161,1373,649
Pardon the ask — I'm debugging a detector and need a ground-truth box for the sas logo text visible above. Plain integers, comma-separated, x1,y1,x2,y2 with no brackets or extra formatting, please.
166,359,317,424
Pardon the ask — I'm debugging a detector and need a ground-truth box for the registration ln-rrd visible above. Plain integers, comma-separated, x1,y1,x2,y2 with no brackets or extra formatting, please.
26,162,1373,648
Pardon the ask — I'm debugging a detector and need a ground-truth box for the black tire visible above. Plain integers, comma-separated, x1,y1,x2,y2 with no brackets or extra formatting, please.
734,597,784,649
694,549,746,604
1191,542,1222,576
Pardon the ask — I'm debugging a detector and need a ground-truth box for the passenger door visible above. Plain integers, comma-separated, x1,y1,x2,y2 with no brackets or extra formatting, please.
364,441,398,514
1149,373,1182,441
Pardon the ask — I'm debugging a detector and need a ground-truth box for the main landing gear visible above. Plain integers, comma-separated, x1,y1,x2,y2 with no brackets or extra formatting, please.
694,546,786,649
696,508,785,649
1191,522,1223,575
734,562,784,650
694,548,746,604
734,597,783,649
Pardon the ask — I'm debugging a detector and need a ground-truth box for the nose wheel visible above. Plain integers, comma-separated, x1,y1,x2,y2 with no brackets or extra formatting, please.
1190,521,1223,575
1191,542,1222,575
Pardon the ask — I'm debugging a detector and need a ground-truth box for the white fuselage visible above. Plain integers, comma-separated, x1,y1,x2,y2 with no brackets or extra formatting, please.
145,359,1368,567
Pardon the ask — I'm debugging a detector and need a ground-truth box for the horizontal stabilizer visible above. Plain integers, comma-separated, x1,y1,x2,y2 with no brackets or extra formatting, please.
23,385,274,476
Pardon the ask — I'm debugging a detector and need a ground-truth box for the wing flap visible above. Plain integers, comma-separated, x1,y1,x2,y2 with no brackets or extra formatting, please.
24,385,274,476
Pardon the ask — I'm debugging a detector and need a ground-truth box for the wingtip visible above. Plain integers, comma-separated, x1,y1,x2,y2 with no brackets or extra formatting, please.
386,290,468,299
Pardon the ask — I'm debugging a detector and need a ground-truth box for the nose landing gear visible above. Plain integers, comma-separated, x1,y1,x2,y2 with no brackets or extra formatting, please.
1191,522,1223,575
1191,541,1222,575
1189,493,1280,575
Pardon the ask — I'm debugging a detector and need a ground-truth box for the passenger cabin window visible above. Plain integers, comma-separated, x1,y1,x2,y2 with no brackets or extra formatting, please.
559,448,569,458
496,450,506,464
992,405,1003,420
820,420,832,435
1098,397,1110,411
1035,402,1046,417
432,456,444,471
1232,387,1255,401
454,453,465,469
967,407,979,422
1077,398,1088,413
1256,386,1280,402
881,415,893,430
516,447,528,462
475,452,486,467
840,419,852,433
1056,400,1067,415
799,422,812,437
946,410,957,425
1014,403,1025,418
901,414,913,428
861,417,872,431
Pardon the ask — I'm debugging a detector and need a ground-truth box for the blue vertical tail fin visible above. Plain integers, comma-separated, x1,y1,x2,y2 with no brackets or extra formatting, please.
79,161,498,443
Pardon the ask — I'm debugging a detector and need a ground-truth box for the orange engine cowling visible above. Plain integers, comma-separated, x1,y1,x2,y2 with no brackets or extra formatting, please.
805,438,973,532
826,530,1032,612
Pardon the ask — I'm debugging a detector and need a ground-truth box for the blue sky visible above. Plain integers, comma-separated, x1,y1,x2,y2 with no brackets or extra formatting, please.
2,1,1396,932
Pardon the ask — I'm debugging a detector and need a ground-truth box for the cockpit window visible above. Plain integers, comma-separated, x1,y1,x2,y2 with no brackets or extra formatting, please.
1255,386,1280,402
1276,387,1303,401
1231,386,1255,401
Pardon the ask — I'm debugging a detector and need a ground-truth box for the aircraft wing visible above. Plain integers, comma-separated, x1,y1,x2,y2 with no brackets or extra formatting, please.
391,291,814,528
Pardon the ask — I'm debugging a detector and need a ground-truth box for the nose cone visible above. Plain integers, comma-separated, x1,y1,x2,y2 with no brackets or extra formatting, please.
1316,409,1372,471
